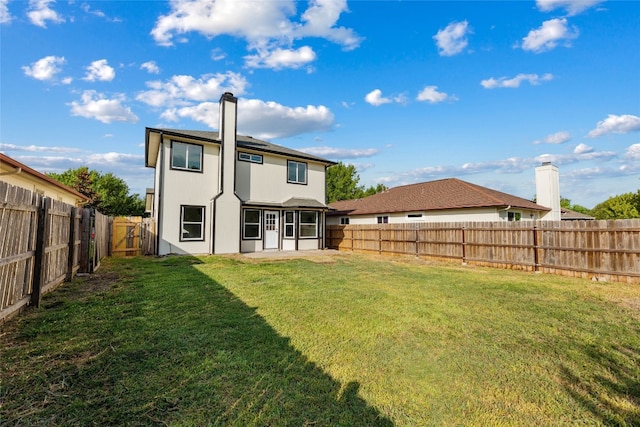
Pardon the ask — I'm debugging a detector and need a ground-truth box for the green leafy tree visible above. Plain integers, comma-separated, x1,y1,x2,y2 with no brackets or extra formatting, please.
48,167,144,216
560,197,591,215
590,192,640,219
326,162,387,203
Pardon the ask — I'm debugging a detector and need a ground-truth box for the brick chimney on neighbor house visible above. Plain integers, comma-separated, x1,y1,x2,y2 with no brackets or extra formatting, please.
535,162,561,221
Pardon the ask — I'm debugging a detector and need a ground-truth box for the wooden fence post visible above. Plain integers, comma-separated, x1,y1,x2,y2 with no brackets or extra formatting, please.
31,197,49,308
66,206,76,281
79,208,91,273
533,222,540,273
461,225,467,265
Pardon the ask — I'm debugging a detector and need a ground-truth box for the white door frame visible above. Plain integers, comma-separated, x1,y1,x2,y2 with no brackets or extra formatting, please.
264,210,279,249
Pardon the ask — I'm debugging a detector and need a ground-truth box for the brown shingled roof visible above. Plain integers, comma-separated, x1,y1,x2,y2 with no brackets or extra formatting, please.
329,178,550,215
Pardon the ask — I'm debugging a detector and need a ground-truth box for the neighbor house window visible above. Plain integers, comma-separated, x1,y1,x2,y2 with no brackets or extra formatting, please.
508,212,522,222
287,161,307,184
243,209,261,239
181,205,205,241
238,152,263,164
377,216,389,224
171,141,203,171
408,213,422,218
340,217,350,225
284,211,295,238
299,211,318,238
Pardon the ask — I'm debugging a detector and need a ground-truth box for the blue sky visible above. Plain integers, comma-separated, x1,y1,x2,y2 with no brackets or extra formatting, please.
1,0,639,208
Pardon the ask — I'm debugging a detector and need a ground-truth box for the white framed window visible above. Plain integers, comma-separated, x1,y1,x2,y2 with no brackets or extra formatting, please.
284,211,295,238
377,216,389,224
238,152,263,164
340,217,350,225
299,211,318,238
243,209,261,239
508,211,522,222
171,141,203,172
181,205,205,241
287,160,307,184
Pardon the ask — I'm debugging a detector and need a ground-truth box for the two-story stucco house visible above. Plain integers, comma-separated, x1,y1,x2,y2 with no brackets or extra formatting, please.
145,92,335,255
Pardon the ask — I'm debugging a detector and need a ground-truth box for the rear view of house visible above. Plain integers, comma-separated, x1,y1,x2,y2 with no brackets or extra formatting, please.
145,93,335,255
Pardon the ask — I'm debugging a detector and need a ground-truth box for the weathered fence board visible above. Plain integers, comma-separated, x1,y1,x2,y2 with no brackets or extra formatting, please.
0,181,111,322
327,220,640,283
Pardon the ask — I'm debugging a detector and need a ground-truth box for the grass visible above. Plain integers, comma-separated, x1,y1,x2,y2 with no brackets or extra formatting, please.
1,253,639,426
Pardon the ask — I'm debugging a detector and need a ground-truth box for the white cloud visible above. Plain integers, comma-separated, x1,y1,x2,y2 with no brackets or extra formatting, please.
533,130,571,144
416,86,457,104
211,48,226,61
136,72,248,108
588,114,640,138
365,89,391,106
300,146,379,159
27,0,64,27
83,59,116,82
574,143,593,154
625,144,640,160
0,143,80,153
140,61,160,74
161,98,334,140
521,18,578,53
481,73,553,89
151,0,361,69
1,0,12,23
433,20,471,56
244,45,316,70
81,3,121,22
536,0,604,16
22,55,65,81
68,90,139,124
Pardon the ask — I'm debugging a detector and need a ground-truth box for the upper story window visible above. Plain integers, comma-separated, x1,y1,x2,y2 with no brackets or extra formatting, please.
171,141,203,172
287,160,307,185
238,152,263,164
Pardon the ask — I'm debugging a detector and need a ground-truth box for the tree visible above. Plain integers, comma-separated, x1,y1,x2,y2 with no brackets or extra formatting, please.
560,197,591,215
48,167,145,216
326,162,387,203
590,192,640,219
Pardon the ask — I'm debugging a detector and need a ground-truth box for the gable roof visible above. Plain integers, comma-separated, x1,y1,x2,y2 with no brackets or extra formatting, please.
0,153,89,202
329,178,550,215
561,207,595,220
145,127,336,168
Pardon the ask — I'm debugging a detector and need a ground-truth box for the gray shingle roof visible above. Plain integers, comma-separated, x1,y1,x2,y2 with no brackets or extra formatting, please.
329,178,551,215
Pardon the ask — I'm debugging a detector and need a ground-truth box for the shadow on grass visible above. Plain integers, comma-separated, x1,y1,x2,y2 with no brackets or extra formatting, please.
561,343,640,426
1,256,393,426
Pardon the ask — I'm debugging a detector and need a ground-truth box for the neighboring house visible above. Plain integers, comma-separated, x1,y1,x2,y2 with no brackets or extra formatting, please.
0,153,88,206
561,208,595,221
328,164,562,225
145,92,335,255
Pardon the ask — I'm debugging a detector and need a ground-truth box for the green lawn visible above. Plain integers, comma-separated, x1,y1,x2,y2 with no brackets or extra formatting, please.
2,253,639,426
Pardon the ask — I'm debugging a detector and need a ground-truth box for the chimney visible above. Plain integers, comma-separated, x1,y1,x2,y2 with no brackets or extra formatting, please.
535,162,561,221
218,92,237,195
212,92,241,254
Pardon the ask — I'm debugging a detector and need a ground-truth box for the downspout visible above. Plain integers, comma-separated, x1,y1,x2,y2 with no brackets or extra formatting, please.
156,132,164,254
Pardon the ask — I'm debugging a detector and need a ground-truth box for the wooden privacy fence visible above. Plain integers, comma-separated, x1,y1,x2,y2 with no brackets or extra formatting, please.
0,181,110,322
327,220,640,284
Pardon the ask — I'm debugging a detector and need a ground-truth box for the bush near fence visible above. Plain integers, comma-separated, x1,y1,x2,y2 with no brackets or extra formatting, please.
0,181,111,323
327,220,640,284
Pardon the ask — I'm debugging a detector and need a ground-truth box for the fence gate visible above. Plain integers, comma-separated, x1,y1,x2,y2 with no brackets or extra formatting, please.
112,217,142,257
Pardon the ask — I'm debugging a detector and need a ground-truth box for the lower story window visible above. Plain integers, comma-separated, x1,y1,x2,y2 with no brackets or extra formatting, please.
243,209,261,239
181,205,205,241
299,211,318,238
340,217,350,225
377,216,389,224
508,211,522,222
284,211,295,238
